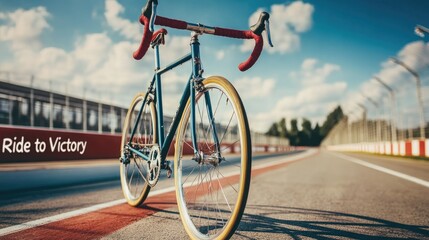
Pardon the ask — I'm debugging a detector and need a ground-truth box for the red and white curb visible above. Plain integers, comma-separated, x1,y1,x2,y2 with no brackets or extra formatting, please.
327,139,428,158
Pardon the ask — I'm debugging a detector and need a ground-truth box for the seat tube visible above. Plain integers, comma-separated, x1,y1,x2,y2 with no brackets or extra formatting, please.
190,33,201,154
154,45,165,147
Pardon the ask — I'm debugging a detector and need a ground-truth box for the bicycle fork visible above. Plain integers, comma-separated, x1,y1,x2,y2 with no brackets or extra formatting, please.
190,33,223,165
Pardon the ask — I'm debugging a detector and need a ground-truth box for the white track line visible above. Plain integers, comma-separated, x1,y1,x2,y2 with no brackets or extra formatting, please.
0,149,316,237
331,152,429,188
253,148,317,170
0,199,125,237
0,187,174,237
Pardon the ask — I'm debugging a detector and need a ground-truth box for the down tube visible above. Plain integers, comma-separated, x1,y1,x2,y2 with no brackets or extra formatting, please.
160,75,192,160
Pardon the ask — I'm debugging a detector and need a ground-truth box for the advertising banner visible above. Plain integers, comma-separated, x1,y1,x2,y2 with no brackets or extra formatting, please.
0,126,121,162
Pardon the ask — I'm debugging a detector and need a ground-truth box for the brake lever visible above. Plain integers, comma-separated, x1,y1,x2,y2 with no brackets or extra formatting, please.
250,12,273,47
149,3,157,32
141,0,158,32
265,20,274,47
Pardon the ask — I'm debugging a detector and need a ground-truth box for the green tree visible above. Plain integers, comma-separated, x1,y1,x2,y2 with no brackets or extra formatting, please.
290,119,298,135
289,119,299,145
278,118,288,138
320,106,344,137
299,118,312,146
311,123,322,146
301,118,312,136
264,105,344,146
266,122,280,137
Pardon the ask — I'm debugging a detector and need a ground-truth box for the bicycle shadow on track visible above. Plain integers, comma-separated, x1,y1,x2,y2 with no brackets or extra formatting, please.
237,205,429,239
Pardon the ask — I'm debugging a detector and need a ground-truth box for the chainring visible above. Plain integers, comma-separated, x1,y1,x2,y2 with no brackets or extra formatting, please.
147,145,161,187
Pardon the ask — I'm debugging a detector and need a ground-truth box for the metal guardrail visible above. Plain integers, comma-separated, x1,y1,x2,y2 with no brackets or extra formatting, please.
321,116,429,148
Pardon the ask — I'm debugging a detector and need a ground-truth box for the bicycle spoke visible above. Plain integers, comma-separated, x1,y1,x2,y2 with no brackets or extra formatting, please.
196,98,214,153
196,96,208,143
216,168,238,193
215,170,226,226
220,139,240,153
182,137,194,151
185,163,201,205
134,158,148,183
216,171,233,212
204,116,215,151
213,92,224,117
182,163,198,186
128,164,135,193
218,112,236,146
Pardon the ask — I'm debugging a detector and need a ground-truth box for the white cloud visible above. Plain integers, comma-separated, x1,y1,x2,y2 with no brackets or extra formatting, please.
74,33,113,73
36,47,76,79
79,40,145,88
160,35,191,63
104,0,190,64
397,41,429,70
290,58,340,86
250,58,346,131
0,6,50,56
241,1,314,54
0,6,50,42
341,41,429,121
337,40,429,130
0,3,143,104
0,6,52,75
233,77,275,99
104,0,140,41
216,50,225,60
0,0,195,107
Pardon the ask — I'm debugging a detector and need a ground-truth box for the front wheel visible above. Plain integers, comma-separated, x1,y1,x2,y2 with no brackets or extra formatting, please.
174,76,252,239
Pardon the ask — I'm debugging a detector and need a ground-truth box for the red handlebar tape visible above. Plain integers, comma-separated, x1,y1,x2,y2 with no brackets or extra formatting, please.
155,16,187,30
214,27,263,71
133,16,153,60
134,15,263,71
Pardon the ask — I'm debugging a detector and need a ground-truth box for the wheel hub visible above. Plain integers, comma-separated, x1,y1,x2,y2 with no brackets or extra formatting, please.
193,152,224,166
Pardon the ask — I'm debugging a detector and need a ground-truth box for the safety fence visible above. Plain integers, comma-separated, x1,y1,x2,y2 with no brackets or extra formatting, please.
322,116,428,158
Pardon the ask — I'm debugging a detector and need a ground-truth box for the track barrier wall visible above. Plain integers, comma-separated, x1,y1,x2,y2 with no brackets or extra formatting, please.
0,126,291,163
0,79,290,163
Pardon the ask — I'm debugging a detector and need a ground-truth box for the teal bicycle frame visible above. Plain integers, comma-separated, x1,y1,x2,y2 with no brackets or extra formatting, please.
126,33,220,166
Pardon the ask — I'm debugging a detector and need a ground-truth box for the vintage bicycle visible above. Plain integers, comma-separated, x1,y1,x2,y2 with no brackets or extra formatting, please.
119,0,273,239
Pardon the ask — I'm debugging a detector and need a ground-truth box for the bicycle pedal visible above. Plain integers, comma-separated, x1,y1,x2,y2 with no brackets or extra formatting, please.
119,156,130,164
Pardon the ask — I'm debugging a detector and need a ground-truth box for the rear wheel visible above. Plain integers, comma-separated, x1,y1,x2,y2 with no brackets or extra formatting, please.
120,93,157,207
174,76,252,239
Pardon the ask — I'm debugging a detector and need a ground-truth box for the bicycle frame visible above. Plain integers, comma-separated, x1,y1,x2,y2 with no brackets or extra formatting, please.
126,33,220,166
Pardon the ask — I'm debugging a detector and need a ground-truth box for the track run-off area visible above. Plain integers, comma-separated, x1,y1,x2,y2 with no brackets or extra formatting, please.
0,149,428,239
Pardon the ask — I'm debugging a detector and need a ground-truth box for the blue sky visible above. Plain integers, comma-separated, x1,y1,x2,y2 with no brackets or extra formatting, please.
1,0,429,131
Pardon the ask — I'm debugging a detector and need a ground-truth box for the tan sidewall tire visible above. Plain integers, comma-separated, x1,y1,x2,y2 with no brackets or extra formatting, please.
174,76,252,239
